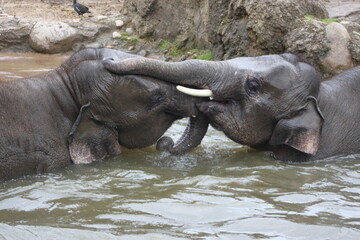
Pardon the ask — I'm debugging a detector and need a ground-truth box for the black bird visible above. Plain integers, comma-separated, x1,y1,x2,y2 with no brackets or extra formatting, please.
73,0,91,15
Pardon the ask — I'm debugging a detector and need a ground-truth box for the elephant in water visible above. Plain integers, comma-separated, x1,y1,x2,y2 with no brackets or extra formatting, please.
0,48,208,181
103,53,360,162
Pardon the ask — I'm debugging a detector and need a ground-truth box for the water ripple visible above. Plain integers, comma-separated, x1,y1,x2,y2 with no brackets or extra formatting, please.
0,53,360,239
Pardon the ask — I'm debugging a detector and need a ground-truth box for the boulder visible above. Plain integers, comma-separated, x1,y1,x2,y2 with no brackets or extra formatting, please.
218,0,328,58
112,31,122,38
115,20,124,28
322,22,353,73
341,20,360,65
29,21,81,53
122,0,328,59
285,20,358,76
284,20,330,69
125,27,134,34
0,16,34,51
326,0,360,24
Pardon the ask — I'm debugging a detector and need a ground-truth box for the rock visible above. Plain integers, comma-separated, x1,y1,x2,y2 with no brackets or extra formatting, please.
128,46,135,51
218,0,329,59
284,20,330,69
123,0,328,59
321,22,353,73
29,21,81,53
0,8,3,14
115,20,124,27
125,27,134,34
112,31,121,38
68,20,106,39
180,55,187,61
285,20,357,77
326,0,360,24
0,17,34,51
138,49,148,57
85,42,102,49
340,20,360,64
97,15,108,21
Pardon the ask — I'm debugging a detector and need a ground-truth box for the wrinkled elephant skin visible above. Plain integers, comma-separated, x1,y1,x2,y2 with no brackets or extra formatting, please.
103,53,360,162
0,48,208,181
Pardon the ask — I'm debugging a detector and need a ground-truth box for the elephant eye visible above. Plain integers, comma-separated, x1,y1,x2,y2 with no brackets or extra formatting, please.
246,77,262,94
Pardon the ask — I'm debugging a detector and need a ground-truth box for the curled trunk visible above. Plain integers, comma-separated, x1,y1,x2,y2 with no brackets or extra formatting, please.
102,57,215,155
156,114,208,155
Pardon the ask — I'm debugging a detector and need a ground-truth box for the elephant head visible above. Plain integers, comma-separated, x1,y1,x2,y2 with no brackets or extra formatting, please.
64,48,208,164
102,53,324,161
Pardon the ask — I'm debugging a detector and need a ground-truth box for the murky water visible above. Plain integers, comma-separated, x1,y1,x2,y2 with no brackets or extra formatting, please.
0,53,359,239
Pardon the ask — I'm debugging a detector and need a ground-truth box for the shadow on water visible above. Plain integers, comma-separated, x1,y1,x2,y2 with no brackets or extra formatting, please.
0,53,360,239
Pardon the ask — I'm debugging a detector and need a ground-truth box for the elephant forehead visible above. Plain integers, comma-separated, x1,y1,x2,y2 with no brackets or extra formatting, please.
115,75,166,94
230,55,299,89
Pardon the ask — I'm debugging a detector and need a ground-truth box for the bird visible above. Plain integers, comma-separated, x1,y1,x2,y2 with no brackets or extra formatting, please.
73,0,91,15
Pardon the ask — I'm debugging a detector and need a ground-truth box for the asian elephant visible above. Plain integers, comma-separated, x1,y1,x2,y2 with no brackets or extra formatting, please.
0,48,208,181
102,54,360,162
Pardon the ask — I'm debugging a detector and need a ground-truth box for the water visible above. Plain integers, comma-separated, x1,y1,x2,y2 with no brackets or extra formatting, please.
0,53,359,239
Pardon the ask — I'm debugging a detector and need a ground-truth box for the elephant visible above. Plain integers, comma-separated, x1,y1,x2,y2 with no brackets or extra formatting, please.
102,53,360,162
0,48,208,181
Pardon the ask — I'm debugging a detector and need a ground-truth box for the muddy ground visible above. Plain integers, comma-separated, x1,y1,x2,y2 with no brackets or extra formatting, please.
0,0,124,20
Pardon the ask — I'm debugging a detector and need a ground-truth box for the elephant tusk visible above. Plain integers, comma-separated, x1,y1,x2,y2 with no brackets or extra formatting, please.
176,85,213,97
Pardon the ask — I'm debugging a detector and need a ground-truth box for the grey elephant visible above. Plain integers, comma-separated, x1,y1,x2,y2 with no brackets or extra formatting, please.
103,53,360,162
0,48,208,181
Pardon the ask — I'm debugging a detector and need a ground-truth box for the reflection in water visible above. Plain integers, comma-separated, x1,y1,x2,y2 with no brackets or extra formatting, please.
0,53,68,80
0,53,360,239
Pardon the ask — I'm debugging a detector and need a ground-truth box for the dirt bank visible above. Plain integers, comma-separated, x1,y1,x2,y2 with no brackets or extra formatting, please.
0,0,124,21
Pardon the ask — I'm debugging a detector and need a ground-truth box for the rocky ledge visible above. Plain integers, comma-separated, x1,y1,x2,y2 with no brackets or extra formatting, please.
123,0,360,77
0,14,129,53
0,0,359,77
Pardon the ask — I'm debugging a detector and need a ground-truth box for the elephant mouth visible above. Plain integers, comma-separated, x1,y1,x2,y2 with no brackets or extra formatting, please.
177,84,229,130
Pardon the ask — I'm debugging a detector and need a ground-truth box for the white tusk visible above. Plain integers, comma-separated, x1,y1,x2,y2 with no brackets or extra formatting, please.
176,85,213,97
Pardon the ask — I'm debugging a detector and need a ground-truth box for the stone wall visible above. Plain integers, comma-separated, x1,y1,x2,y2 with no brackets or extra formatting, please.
123,0,328,58
122,0,360,76
1,0,359,76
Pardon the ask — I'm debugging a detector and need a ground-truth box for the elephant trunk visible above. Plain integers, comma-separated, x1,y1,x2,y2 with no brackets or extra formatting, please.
156,87,209,155
156,114,208,155
102,58,228,91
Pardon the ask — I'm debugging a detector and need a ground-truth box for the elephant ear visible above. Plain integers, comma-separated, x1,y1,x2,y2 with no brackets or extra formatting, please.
68,103,121,164
269,97,324,155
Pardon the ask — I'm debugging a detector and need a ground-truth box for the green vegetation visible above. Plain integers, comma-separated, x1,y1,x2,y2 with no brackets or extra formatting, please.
320,18,338,24
120,36,129,41
304,14,316,21
158,39,213,60
158,40,182,57
119,31,131,41
115,32,213,60
129,37,139,45
159,40,171,51
120,31,130,37
168,46,182,57
196,50,213,60
304,14,338,24
188,49,213,60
